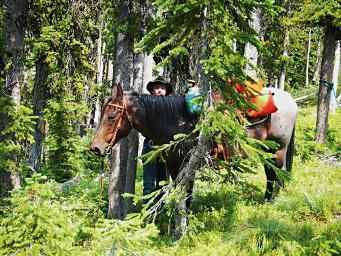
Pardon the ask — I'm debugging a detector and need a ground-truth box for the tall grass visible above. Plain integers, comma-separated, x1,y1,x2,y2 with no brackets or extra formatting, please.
140,108,341,255
1,106,340,255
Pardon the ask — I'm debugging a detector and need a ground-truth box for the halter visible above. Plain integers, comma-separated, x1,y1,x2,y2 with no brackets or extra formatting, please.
105,101,133,153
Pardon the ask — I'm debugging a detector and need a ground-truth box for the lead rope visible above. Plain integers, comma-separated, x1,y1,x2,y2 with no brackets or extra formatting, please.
96,159,105,220
320,79,341,109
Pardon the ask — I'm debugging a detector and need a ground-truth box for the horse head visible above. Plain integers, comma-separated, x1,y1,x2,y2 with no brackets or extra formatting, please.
90,84,133,155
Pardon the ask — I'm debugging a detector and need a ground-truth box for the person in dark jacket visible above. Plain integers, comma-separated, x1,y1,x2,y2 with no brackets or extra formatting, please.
142,76,173,196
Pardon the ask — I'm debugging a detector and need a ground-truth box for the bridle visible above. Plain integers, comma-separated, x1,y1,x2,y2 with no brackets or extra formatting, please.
105,101,133,154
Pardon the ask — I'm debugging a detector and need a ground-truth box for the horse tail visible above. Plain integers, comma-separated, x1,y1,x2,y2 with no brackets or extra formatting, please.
285,125,295,172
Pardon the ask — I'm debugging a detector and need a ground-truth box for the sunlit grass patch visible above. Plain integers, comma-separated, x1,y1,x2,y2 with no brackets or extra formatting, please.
129,106,341,256
276,161,341,221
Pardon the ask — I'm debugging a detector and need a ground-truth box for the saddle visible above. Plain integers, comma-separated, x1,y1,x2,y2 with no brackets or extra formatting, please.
211,80,277,161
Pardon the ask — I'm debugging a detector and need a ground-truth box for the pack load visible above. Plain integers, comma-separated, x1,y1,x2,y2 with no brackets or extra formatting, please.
232,80,278,118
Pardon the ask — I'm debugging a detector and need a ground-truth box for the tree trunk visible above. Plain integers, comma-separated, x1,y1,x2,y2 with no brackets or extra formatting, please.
329,40,340,114
313,39,322,82
244,8,261,80
305,29,311,87
29,57,49,171
107,0,134,218
93,20,104,128
124,50,145,214
278,28,290,90
315,24,338,143
0,0,28,194
174,6,210,239
107,0,148,218
107,145,126,219
278,1,292,90
142,54,154,93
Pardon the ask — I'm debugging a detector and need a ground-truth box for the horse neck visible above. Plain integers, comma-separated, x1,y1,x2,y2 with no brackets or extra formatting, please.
125,94,192,145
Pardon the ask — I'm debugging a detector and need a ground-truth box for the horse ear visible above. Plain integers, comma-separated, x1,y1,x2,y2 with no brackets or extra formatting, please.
112,84,124,99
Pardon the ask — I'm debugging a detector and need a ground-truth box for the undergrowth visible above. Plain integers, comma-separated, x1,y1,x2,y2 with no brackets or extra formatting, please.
1,107,340,255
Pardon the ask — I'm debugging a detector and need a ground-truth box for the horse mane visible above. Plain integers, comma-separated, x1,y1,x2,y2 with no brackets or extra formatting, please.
136,94,190,132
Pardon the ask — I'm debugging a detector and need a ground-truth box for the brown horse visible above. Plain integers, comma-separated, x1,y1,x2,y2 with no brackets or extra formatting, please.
91,84,297,201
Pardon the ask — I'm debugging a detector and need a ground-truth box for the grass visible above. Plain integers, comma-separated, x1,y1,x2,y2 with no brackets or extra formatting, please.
134,107,341,255
2,104,341,255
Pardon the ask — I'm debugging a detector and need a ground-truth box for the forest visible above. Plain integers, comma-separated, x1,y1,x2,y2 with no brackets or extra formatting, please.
0,0,341,255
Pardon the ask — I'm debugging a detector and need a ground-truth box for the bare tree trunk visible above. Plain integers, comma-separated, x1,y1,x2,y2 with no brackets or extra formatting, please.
107,0,135,219
94,20,104,127
189,32,201,82
278,28,290,90
107,0,149,218
107,145,126,219
107,30,132,219
315,24,338,144
329,40,340,114
244,9,261,80
313,39,322,82
29,57,49,171
174,6,210,239
124,50,145,214
142,54,154,93
278,1,292,90
305,29,312,87
0,0,28,194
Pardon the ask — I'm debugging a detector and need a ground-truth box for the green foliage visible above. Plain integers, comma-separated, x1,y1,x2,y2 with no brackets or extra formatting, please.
286,27,321,89
138,156,341,255
136,0,274,84
0,174,159,255
0,96,35,173
23,0,99,180
292,0,341,27
43,99,89,181
0,175,78,255
295,106,341,161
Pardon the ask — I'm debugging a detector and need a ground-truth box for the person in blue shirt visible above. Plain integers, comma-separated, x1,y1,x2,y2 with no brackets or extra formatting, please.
142,76,173,196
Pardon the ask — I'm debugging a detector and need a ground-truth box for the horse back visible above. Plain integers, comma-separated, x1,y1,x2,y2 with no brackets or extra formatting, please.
266,88,297,145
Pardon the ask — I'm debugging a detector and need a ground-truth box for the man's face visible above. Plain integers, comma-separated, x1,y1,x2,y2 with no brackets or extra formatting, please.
151,83,167,96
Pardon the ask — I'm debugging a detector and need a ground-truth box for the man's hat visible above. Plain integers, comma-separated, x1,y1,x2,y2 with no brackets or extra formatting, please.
146,76,173,95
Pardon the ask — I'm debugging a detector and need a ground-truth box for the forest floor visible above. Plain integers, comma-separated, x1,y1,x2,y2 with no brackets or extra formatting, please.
1,105,340,256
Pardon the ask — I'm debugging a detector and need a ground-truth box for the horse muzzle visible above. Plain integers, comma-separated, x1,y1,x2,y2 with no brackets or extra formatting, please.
90,143,107,156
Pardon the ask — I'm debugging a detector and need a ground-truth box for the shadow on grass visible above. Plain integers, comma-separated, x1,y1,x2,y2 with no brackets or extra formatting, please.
189,189,238,233
235,181,265,205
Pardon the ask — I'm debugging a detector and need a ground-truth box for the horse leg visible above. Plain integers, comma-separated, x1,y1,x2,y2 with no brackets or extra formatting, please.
265,125,296,200
264,146,286,201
